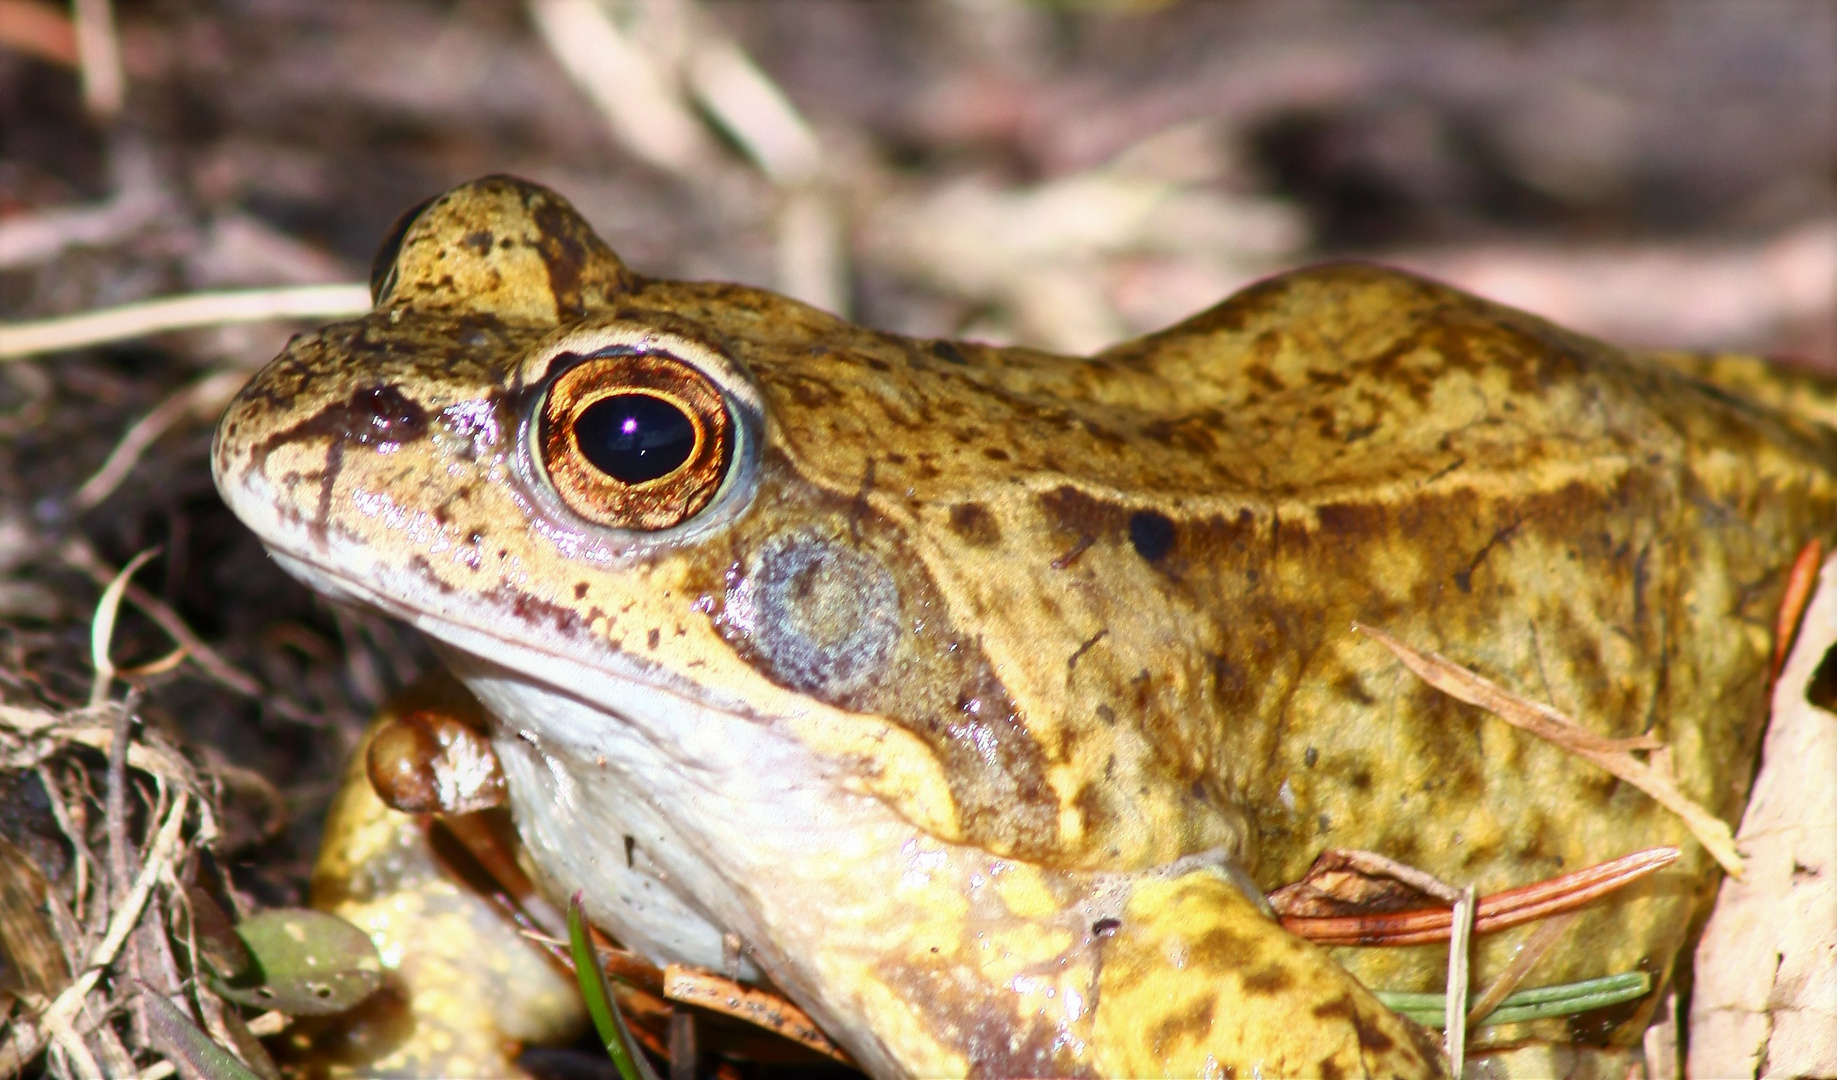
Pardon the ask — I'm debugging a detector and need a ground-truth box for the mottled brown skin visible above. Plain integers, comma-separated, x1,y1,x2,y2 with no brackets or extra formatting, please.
213,176,1837,1077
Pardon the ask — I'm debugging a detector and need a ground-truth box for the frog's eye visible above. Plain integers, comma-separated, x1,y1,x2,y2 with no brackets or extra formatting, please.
535,349,732,531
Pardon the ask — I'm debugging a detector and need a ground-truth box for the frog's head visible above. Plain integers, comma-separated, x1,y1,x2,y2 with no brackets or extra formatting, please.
214,176,1244,867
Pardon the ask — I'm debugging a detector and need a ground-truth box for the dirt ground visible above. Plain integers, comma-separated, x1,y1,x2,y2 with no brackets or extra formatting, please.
1,1,1833,1077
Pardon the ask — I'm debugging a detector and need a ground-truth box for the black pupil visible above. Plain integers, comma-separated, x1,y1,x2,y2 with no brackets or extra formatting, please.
573,394,698,484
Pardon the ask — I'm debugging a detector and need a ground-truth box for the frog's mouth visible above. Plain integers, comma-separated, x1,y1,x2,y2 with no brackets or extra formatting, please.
259,541,774,765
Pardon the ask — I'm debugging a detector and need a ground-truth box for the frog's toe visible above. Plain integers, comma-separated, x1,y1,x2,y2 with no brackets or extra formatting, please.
1092,868,1446,1079
288,683,585,1078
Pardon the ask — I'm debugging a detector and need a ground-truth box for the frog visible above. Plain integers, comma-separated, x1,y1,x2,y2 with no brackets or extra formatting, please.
211,175,1837,1078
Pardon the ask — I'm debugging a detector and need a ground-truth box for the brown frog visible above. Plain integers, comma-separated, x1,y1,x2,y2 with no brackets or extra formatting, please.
211,176,1837,1077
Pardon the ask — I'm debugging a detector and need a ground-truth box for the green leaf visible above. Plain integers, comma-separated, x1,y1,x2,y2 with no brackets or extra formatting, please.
140,986,263,1080
185,884,253,981
211,908,382,1016
568,892,661,1080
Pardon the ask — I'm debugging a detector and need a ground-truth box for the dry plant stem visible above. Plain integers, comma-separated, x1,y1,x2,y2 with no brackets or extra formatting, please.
1466,911,1579,1027
73,369,249,511
71,0,123,118
661,965,851,1064
1772,538,1823,684
29,790,190,1075
1329,849,1461,903
0,0,77,66
89,550,158,709
1354,623,1742,876
1444,885,1474,1074
61,538,263,699
0,284,371,359
1283,846,1679,945
104,705,147,1050
524,0,711,175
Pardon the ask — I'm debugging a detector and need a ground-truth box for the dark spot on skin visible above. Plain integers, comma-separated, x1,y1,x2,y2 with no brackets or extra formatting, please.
1333,672,1376,705
1051,534,1096,570
494,585,583,638
1190,926,1260,971
1453,518,1524,593
1092,918,1120,937
1304,746,1318,768
1319,1059,1345,1080
948,502,1001,546
1148,993,1218,1052
1129,510,1176,562
623,835,635,868
647,628,660,650
462,229,494,254
1241,965,1294,996
1318,813,1331,832
1066,629,1108,674
1350,1007,1395,1054
528,191,603,317
929,340,970,365
250,384,429,536
1095,704,1116,725
982,447,1010,462
574,582,588,599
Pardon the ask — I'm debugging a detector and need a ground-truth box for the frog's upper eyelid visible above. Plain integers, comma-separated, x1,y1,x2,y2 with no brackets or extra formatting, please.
518,322,764,416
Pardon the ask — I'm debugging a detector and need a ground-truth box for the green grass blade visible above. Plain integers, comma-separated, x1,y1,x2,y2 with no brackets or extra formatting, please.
567,892,661,1080
1379,971,1651,1028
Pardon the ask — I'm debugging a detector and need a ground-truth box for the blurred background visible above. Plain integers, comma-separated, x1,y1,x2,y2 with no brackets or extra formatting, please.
0,0,1832,1073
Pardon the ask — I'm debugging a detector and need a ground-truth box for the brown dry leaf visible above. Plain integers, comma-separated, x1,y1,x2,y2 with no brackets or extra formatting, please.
1688,553,1837,1078
1355,623,1743,877
1267,848,1450,918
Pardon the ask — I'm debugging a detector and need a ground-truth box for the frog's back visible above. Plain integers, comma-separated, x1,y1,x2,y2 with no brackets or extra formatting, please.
1087,263,1837,1042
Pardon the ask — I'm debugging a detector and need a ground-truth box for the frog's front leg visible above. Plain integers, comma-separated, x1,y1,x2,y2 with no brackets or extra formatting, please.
1088,867,1445,1078
286,673,585,1078
757,840,1445,1078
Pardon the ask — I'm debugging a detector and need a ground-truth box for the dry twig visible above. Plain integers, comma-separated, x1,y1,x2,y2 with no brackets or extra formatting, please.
0,284,370,360
661,964,850,1063
1280,846,1680,946
1354,623,1742,876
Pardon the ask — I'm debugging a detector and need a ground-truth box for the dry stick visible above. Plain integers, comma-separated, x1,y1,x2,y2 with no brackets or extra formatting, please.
36,765,97,932
30,791,190,1073
73,369,249,510
1324,849,1462,903
1772,539,1824,685
0,283,371,359
1444,885,1474,1074
62,538,264,699
0,0,78,66
104,703,143,1055
1466,911,1580,1028
71,0,123,118
1354,623,1743,877
1283,846,1679,946
88,549,158,709
525,0,711,175
661,964,851,1064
